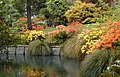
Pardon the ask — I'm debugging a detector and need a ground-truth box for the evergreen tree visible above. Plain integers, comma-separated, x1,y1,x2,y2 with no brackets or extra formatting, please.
0,0,21,26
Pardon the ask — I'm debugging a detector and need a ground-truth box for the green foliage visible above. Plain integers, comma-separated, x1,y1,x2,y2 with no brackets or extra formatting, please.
12,0,26,17
95,0,112,22
13,0,46,17
52,31,74,45
27,40,51,55
0,21,21,53
32,0,46,16
0,0,21,26
65,0,110,24
106,0,120,22
46,0,69,18
66,0,75,5
80,49,113,77
99,60,120,77
45,0,69,26
61,36,86,60
96,0,120,22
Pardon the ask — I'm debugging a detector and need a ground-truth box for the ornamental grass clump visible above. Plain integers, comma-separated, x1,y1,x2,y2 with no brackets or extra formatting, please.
61,36,86,60
25,30,51,56
80,49,113,77
99,47,120,77
99,60,120,77
61,28,87,60
27,40,51,56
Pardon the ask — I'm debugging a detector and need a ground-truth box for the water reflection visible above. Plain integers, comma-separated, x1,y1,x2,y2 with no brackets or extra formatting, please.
0,55,81,77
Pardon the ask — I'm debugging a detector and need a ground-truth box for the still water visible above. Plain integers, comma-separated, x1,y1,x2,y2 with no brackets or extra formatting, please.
0,55,81,77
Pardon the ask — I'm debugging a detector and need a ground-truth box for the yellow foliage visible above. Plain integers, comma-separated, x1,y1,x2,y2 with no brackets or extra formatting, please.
22,66,46,77
78,26,106,54
65,0,105,24
20,30,45,44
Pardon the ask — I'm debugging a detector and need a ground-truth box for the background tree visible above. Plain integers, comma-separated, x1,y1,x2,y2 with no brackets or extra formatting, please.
13,0,26,17
45,0,70,26
0,0,21,26
13,0,46,17
27,0,32,30
32,0,46,17
81,0,115,5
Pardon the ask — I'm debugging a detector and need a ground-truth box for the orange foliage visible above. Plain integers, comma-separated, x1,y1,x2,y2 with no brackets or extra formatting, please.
97,22,120,49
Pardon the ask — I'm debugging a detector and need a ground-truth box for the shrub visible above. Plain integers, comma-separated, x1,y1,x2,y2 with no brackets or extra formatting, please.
105,0,120,22
0,20,19,49
97,21,120,50
78,26,106,54
48,25,76,45
65,0,111,23
15,17,45,31
67,21,84,33
0,21,23,54
20,30,45,44
79,21,120,77
46,0,69,26
64,0,108,24
77,21,120,54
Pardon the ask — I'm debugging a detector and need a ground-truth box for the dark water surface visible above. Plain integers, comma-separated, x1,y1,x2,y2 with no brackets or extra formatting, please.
0,55,81,77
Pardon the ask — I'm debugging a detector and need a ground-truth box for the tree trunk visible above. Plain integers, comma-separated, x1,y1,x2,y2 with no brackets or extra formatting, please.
27,0,32,30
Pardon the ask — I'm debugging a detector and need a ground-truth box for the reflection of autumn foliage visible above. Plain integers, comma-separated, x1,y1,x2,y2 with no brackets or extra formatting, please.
3,65,12,74
97,22,120,50
0,62,19,76
22,66,46,77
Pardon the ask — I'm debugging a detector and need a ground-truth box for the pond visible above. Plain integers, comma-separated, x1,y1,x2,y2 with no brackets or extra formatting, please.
0,54,81,77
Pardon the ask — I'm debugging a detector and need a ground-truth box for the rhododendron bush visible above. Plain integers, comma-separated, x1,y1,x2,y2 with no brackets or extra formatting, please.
16,17,45,31
79,21,120,77
47,21,84,45
48,25,77,45
77,21,120,54
97,22,120,50
78,27,106,54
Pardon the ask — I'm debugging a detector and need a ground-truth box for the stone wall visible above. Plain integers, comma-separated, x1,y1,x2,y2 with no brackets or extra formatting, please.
3,45,61,56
